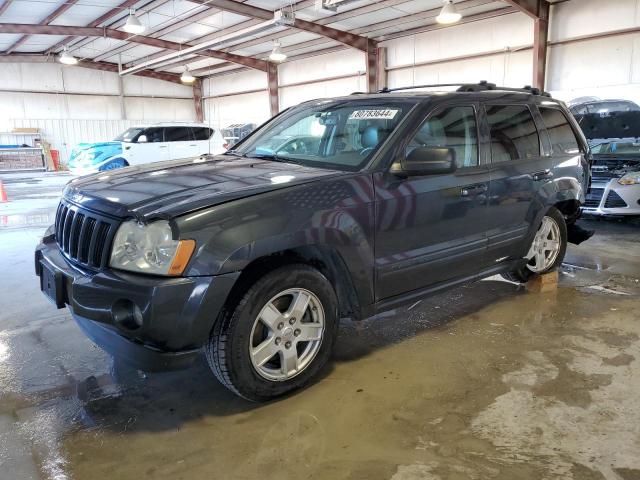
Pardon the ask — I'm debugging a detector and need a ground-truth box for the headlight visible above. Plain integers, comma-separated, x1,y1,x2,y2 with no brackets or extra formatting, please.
109,220,195,276
618,172,640,185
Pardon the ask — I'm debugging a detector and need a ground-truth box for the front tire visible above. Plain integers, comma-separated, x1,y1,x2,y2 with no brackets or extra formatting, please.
502,206,567,283
206,264,339,401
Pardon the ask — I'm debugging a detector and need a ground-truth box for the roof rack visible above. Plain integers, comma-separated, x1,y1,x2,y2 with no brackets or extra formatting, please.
377,80,551,97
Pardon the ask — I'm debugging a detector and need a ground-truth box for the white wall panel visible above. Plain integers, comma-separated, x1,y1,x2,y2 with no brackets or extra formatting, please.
203,70,267,97
279,50,366,85
122,75,193,98
61,67,120,95
204,91,270,131
549,0,639,42
124,97,196,121
279,76,365,109
385,13,533,69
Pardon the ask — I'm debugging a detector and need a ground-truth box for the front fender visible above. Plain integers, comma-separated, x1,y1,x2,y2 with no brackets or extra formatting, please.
176,174,377,307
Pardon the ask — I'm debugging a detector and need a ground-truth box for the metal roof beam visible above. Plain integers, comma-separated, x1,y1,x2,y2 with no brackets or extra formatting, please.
189,0,373,51
0,23,268,71
4,0,80,54
0,53,184,84
0,0,13,17
502,0,549,19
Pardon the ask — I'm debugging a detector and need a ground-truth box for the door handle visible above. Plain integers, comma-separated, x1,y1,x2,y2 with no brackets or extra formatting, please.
189,144,197,147
460,184,488,197
532,170,553,181
159,145,168,148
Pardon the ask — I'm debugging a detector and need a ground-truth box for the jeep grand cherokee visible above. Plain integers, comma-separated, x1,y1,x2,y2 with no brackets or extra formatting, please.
36,82,589,401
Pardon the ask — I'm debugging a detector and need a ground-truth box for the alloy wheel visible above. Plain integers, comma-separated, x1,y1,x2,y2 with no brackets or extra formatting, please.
249,288,325,381
526,216,561,272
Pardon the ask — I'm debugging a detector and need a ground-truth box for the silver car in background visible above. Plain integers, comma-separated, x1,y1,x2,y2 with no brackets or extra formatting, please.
575,111,640,216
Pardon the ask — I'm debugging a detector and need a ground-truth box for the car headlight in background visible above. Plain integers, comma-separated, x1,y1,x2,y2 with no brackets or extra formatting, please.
109,220,195,276
618,172,640,185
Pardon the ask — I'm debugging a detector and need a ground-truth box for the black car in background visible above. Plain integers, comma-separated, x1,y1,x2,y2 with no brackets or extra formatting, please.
36,82,589,401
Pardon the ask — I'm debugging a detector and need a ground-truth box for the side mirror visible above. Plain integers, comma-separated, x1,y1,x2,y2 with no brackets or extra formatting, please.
401,147,457,176
137,135,148,144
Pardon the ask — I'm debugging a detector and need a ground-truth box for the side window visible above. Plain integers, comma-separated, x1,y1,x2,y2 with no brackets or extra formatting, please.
141,128,164,143
539,107,581,155
164,127,193,142
486,105,540,163
192,127,213,140
407,106,479,168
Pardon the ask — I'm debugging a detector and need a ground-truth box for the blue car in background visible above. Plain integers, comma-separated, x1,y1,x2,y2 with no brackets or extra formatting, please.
68,123,225,176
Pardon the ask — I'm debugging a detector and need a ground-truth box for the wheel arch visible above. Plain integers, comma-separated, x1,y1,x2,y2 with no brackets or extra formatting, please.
218,246,364,325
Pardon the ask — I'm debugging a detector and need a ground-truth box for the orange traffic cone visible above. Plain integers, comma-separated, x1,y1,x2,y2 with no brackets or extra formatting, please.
0,180,8,203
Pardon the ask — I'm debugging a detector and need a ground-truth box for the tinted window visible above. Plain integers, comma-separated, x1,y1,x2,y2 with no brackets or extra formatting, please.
164,127,193,142
114,127,143,143
193,127,213,140
407,106,479,168
486,105,540,162
140,128,164,143
539,107,580,154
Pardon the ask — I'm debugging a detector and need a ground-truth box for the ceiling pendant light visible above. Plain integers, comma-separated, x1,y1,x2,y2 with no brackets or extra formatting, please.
180,65,196,84
123,9,145,34
436,0,462,24
269,40,287,63
59,47,78,65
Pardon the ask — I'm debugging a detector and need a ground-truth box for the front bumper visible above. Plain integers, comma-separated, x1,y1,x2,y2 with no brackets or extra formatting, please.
582,179,640,216
35,235,239,371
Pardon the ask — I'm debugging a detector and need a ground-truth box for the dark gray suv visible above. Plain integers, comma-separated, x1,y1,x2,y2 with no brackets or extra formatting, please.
36,82,590,401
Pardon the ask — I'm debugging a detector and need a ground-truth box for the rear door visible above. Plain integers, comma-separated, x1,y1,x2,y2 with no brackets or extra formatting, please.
374,103,491,300
126,127,169,165
483,103,553,262
166,126,199,159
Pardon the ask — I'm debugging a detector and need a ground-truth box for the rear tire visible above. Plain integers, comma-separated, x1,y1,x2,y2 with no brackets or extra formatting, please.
205,264,339,402
502,207,567,284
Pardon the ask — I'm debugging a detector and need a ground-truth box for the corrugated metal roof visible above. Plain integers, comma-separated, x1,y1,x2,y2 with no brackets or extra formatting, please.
0,0,520,77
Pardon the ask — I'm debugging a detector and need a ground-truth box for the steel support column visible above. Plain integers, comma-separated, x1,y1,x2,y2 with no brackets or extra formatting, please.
193,78,204,123
267,63,279,117
533,0,549,90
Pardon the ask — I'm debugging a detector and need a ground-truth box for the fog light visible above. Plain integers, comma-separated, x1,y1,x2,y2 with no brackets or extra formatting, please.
112,299,143,330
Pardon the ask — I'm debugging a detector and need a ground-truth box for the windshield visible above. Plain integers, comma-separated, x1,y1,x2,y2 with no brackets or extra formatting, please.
114,127,144,143
590,139,640,155
233,101,411,171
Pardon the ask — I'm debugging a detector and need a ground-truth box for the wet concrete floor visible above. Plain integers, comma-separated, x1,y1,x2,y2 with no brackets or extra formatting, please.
1,172,639,480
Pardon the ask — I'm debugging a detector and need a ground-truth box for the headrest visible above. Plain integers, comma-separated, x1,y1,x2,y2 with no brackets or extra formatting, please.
361,126,380,148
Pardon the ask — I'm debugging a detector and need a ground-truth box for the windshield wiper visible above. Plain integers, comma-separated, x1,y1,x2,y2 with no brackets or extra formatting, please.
224,149,245,157
247,153,301,165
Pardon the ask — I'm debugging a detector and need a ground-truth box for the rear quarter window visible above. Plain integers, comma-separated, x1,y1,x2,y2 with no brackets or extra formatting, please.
486,104,540,162
193,127,213,140
539,107,581,155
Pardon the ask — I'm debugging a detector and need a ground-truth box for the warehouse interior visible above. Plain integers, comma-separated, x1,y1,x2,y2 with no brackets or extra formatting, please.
1,0,640,479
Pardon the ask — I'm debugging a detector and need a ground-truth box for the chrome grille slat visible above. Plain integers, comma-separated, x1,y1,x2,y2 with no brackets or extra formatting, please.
53,200,119,271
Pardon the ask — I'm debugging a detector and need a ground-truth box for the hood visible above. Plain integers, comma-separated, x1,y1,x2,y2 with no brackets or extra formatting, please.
63,155,343,220
69,141,123,167
575,111,640,140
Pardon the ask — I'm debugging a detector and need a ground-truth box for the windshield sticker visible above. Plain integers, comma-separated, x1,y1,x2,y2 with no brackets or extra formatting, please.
349,109,399,120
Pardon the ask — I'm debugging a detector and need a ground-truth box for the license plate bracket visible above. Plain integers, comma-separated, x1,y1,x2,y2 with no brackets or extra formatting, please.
40,260,65,309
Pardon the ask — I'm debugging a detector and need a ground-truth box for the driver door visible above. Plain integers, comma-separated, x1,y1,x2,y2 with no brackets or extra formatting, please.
374,104,491,300
126,127,169,166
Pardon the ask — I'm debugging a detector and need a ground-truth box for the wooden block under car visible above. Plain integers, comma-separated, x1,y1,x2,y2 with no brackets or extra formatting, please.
526,270,558,293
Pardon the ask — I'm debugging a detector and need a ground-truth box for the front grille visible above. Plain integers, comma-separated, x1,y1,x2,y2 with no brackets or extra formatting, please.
604,190,628,208
54,200,119,270
584,188,604,208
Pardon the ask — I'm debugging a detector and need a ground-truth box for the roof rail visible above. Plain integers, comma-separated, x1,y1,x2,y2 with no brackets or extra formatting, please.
378,80,551,97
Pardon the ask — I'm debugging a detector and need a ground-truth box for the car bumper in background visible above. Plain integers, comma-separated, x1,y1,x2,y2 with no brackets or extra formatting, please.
582,179,640,216
35,235,240,371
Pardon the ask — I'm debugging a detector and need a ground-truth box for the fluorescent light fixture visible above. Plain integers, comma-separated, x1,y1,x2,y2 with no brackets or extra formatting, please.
436,0,462,24
269,40,287,63
180,66,196,84
59,47,78,65
123,9,145,34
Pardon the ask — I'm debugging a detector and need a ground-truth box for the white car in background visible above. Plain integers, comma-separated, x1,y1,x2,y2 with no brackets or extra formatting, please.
68,123,226,175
